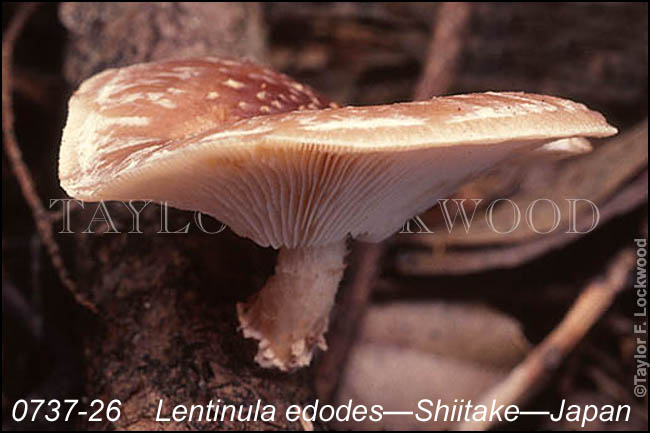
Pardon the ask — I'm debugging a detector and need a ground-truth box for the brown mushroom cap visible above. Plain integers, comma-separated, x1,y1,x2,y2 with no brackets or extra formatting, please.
60,58,616,249
59,56,332,198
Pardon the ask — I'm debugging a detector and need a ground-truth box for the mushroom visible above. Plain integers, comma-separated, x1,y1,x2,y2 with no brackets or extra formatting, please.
59,56,617,371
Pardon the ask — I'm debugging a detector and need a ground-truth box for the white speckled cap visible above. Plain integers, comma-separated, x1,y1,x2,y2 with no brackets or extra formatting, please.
60,57,617,249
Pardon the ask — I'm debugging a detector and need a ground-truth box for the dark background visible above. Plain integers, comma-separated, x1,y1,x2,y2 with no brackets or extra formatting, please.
2,2,648,430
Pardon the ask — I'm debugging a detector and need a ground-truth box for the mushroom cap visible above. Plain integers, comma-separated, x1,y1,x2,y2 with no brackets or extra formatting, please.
60,58,617,249
59,56,332,196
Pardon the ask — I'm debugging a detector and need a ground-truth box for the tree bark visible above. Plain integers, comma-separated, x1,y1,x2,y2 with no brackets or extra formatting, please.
73,205,316,430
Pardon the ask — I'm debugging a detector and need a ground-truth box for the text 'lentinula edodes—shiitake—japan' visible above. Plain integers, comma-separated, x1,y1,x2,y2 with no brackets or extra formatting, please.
58,57,617,371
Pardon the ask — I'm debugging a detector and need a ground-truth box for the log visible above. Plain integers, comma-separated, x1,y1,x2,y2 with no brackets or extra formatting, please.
73,205,314,430
59,2,267,85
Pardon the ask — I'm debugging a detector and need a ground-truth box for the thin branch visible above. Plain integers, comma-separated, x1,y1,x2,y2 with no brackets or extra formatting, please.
413,2,472,100
2,3,98,313
2,273,43,341
315,242,384,403
457,248,635,431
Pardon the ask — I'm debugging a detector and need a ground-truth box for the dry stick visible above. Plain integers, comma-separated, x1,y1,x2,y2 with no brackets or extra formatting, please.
13,68,60,109
298,408,314,432
413,2,472,100
314,242,384,404
457,249,635,431
2,3,98,313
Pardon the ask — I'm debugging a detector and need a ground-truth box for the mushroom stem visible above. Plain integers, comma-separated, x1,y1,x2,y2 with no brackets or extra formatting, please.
237,241,348,371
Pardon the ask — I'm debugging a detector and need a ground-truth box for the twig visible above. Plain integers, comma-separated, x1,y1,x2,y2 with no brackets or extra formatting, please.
12,68,62,109
298,406,314,431
413,2,472,100
457,248,635,431
314,242,384,403
2,3,98,313
2,273,43,341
